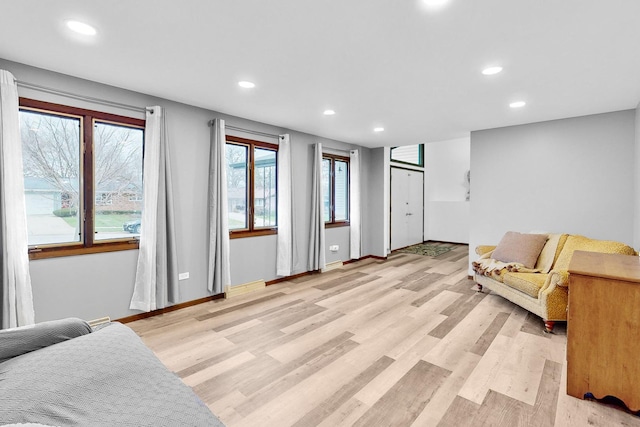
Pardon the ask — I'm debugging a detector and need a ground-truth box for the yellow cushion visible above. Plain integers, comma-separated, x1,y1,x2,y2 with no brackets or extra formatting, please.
554,235,636,271
503,272,549,298
476,245,496,256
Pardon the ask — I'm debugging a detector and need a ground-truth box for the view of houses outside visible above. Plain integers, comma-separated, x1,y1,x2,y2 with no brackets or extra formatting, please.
226,144,276,230
20,109,143,246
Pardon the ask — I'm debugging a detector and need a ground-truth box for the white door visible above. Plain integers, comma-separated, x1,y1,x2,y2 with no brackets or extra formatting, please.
390,167,424,251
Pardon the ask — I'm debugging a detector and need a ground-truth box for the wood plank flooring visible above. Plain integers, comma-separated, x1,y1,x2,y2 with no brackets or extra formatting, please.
128,243,640,427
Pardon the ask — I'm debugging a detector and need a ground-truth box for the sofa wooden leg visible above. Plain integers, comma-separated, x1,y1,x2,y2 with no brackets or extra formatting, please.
544,320,555,333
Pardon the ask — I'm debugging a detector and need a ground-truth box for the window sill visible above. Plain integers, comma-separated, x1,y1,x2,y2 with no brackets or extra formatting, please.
325,222,350,229
229,228,278,239
28,241,140,260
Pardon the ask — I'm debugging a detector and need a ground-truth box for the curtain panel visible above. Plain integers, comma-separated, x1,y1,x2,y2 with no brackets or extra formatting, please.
349,149,361,260
276,134,296,276
308,143,326,271
0,69,35,328
207,119,231,294
130,106,179,312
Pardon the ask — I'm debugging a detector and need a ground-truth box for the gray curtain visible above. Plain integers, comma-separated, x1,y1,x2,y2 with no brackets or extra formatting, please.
207,119,231,293
0,69,35,328
130,106,179,311
308,143,326,271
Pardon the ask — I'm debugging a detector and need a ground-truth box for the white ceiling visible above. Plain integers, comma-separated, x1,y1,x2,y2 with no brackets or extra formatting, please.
1,0,640,148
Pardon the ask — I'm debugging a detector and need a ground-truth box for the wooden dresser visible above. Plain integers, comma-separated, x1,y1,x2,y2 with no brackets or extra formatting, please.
567,250,640,412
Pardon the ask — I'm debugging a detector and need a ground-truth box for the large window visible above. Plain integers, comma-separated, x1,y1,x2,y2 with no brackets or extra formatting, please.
322,154,349,226
19,98,144,259
225,135,277,237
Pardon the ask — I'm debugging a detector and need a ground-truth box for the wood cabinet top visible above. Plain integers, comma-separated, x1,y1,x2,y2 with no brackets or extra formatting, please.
568,250,640,283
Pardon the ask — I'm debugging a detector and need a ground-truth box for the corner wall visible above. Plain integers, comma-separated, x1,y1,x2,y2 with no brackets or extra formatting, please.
365,148,389,257
424,137,470,243
470,110,636,272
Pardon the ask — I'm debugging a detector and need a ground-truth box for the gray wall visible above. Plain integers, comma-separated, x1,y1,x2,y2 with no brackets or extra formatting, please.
1,58,381,322
469,110,636,272
365,148,388,257
635,102,640,250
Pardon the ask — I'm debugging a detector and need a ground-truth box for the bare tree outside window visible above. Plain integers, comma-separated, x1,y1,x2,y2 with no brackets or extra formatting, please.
93,121,143,241
20,108,143,247
225,143,248,230
225,135,277,236
253,148,276,227
21,111,81,245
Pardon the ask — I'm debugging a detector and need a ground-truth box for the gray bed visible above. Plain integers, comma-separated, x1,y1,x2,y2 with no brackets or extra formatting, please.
0,318,224,426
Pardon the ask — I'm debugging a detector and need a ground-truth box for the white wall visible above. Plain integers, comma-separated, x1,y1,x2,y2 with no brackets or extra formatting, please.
2,58,383,322
470,110,636,272
424,137,470,243
425,137,470,201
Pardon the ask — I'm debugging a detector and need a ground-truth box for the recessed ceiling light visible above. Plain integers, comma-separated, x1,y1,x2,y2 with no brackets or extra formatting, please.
422,0,449,6
323,109,336,116
238,81,255,89
509,101,526,108
374,127,385,132
66,20,97,36
482,66,503,76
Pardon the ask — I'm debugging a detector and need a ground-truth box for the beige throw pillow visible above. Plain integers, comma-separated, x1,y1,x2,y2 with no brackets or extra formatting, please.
535,233,562,273
491,231,548,269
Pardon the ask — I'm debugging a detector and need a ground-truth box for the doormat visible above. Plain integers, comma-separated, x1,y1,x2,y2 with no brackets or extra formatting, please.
396,243,453,257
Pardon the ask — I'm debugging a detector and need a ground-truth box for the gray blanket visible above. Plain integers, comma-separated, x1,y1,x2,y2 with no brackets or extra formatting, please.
0,321,224,426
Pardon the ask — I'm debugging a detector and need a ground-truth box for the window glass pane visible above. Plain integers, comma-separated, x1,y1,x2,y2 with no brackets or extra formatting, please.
254,148,277,228
391,144,423,166
334,160,348,221
20,110,81,246
322,158,331,222
226,143,248,230
94,122,144,241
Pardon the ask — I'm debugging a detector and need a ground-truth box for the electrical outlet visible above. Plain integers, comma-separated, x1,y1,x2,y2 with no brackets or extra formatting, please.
178,272,189,281
329,245,339,252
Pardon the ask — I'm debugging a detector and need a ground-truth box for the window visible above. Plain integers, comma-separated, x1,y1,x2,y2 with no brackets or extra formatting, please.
225,135,277,237
390,144,424,167
322,154,349,226
19,98,144,259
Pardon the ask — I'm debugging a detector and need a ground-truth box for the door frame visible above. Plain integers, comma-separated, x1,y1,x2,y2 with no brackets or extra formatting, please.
389,165,425,251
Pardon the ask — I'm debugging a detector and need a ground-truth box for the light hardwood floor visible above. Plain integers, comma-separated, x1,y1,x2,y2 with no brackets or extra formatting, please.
128,244,640,427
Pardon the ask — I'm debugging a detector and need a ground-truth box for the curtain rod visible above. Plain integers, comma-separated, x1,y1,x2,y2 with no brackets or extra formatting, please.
323,146,351,156
16,80,149,114
218,122,282,140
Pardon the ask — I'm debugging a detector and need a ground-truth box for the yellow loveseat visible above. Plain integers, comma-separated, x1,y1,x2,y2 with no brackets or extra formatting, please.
473,233,636,332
